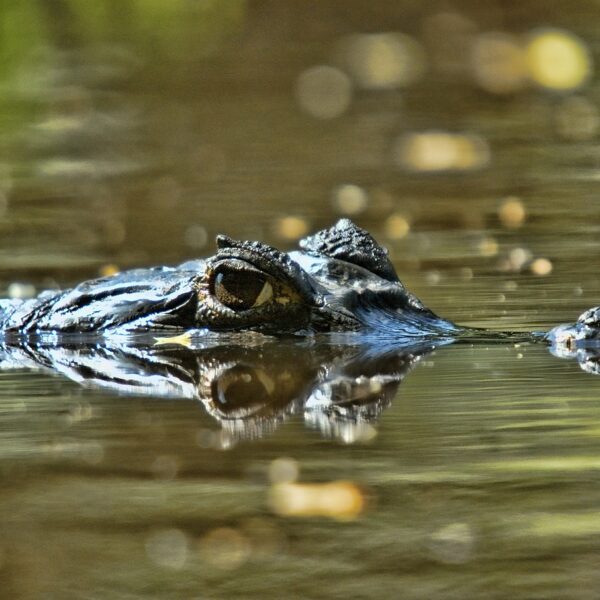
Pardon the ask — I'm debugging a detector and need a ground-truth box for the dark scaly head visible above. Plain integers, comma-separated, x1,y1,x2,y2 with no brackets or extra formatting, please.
194,235,317,333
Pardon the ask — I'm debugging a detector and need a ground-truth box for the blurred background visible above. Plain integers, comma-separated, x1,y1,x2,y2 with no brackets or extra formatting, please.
3,3,600,599
1,0,599,328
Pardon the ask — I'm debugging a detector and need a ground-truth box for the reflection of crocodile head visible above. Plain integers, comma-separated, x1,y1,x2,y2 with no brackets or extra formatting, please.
0,339,430,441
0,219,597,369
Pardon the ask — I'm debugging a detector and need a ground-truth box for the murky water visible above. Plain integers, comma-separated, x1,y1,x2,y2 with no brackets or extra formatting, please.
1,2,600,599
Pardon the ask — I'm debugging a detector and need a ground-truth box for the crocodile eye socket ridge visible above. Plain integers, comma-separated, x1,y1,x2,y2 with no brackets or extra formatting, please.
213,267,273,311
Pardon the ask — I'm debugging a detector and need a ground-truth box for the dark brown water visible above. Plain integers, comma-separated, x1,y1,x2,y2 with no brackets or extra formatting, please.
1,2,600,598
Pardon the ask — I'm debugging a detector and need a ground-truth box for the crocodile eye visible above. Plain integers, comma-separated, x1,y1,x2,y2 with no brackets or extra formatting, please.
213,268,273,310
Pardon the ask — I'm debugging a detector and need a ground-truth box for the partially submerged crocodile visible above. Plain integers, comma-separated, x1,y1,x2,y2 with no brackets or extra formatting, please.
0,219,597,349
0,219,597,439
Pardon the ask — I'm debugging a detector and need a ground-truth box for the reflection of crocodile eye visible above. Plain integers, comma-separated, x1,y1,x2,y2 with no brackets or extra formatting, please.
214,366,274,411
213,268,273,310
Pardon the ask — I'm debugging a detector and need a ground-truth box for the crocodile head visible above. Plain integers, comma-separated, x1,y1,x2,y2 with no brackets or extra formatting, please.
192,219,459,341
0,219,457,339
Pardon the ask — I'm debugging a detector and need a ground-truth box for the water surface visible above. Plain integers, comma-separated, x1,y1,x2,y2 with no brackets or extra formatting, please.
1,2,600,598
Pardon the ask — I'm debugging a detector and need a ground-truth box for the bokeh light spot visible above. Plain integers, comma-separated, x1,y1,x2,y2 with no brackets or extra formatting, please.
332,184,368,216
269,480,365,520
198,527,251,570
471,32,528,95
274,216,310,241
526,29,592,91
7,283,36,299
394,131,490,172
478,236,499,257
145,528,189,570
530,257,553,276
555,96,600,140
384,213,410,240
498,197,526,229
295,65,352,119
184,224,209,250
268,457,299,484
338,33,426,89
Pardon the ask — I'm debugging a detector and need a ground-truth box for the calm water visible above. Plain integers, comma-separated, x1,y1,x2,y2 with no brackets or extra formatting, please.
1,2,600,598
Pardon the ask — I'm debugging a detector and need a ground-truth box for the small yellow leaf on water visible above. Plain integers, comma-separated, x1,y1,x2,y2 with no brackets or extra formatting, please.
99,264,120,277
154,331,192,347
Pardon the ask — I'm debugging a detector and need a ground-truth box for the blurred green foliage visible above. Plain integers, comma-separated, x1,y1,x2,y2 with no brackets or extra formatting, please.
0,0,246,140
0,0,246,81
0,1,44,81
67,0,246,58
